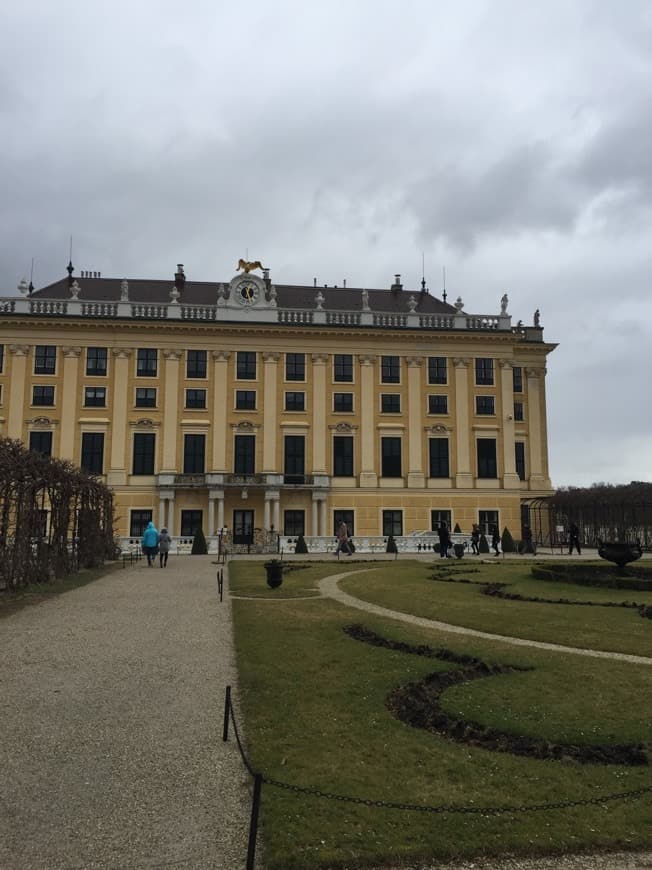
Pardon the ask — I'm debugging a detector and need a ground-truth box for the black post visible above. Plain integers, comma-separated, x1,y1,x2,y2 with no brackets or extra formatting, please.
246,773,263,870
219,569,223,603
222,685,231,742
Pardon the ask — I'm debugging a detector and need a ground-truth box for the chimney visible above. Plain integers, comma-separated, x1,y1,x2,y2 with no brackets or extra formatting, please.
174,263,185,291
343,279,347,288
391,273,403,292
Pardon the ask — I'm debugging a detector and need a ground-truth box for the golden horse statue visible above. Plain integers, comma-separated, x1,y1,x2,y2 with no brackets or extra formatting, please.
237,258,265,274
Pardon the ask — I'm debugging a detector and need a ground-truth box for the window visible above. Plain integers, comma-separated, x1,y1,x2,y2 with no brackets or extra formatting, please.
429,439,449,478
32,385,54,406
431,510,452,531
513,366,523,392
284,510,305,536
333,510,354,536
284,435,305,483
285,353,305,381
381,437,402,478
86,347,107,376
34,345,56,374
234,435,255,475
135,388,157,408
381,394,401,413
0,344,4,373
428,357,447,384
428,395,448,415
285,391,305,411
237,351,256,380
84,387,106,407
130,509,153,537
29,431,52,456
132,433,155,475
181,510,203,536
186,350,207,379
479,510,499,537
515,441,526,480
381,355,400,383
183,434,205,474
477,438,497,478
235,390,256,410
333,436,353,477
476,395,495,415
81,433,104,474
514,401,524,421
185,389,206,409
137,348,157,377
383,510,403,536
334,354,353,382
475,358,494,385
333,392,353,412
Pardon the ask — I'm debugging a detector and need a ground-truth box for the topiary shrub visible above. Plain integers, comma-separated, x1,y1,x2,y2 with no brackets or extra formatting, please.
453,522,462,533
501,527,516,553
479,533,489,554
386,535,398,554
191,527,208,555
294,534,308,554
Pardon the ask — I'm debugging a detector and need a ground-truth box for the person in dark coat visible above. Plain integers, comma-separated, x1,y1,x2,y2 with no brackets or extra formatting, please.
437,522,451,558
568,522,581,555
471,523,480,555
491,526,501,557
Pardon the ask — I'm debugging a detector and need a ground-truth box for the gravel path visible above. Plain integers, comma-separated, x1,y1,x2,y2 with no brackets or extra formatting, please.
0,556,252,870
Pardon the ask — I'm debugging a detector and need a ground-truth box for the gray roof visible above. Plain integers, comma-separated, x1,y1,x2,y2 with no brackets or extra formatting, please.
32,275,457,315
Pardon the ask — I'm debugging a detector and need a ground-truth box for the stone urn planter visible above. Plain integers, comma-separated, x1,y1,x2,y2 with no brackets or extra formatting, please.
453,543,465,559
264,559,284,588
597,540,642,569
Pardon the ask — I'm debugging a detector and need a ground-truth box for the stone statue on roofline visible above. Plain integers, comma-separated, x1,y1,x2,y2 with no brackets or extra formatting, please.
315,291,325,310
534,308,540,327
361,288,370,311
500,293,508,314
120,279,129,301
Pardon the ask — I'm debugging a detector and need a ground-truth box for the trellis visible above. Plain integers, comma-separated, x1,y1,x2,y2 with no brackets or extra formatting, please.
0,438,115,590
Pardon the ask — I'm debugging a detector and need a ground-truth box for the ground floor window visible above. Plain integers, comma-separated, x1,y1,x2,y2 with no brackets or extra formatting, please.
333,510,354,536
180,510,203,536
284,510,305,536
430,510,452,531
479,510,499,536
383,510,403,536
29,430,53,456
130,509,153,537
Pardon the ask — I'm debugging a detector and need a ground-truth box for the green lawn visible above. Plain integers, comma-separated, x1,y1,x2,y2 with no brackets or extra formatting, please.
340,561,652,657
229,559,652,870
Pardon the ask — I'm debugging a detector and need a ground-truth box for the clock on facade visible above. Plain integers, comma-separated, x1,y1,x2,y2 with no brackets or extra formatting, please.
236,279,260,306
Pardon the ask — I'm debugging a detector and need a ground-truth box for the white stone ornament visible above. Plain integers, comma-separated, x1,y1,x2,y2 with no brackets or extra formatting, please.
120,279,129,301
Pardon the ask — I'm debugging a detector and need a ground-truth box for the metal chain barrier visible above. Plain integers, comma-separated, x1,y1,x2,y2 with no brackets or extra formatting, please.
222,686,652,868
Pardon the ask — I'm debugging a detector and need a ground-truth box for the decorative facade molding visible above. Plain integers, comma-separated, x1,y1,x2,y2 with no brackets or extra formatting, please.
111,348,132,359
211,350,231,361
405,355,424,368
28,416,57,427
130,418,160,428
526,366,545,378
330,422,358,433
162,348,183,360
62,346,82,358
9,344,30,356
425,424,450,434
358,354,377,366
453,357,470,368
498,358,513,369
311,353,329,365
231,420,260,432
262,352,280,363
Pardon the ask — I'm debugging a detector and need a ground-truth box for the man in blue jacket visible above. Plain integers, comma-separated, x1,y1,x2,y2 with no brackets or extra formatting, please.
141,521,159,567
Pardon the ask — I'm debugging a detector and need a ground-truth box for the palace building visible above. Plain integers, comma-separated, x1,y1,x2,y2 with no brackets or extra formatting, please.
0,261,556,550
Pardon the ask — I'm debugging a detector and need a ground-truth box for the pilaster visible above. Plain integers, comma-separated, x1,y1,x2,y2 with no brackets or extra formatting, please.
262,352,279,473
406,355,425,487
7,344,29,439
526,366,550,488
58,347,82,460
499,358,520,487
311,353,328,474
358,354,377,487
453,357,473,488
211,350,231,471
161,348,182,471
108,348,132,485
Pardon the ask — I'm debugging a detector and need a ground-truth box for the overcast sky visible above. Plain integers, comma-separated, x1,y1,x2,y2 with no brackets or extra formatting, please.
2,0,651,488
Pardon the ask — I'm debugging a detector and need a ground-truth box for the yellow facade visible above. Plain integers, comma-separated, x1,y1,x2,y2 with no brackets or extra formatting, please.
0,269,555,543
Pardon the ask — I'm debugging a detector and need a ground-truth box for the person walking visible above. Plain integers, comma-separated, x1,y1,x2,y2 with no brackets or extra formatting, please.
437,521,451,559
335,521,353,556
471,523,480,555
141,520,159,567
491,526,501,557
521,524,535,555
568,522,582,555
158,527,172,567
